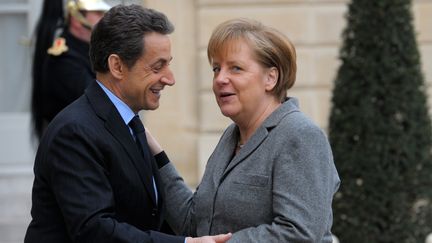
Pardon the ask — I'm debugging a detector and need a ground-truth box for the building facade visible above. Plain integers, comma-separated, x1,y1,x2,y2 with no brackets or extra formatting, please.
143,0,432,186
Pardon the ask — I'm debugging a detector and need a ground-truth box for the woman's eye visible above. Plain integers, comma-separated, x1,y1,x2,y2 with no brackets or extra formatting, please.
232,66,241,71
212,66,220,72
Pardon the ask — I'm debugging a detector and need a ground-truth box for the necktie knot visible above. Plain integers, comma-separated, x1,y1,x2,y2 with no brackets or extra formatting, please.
129,115,145,135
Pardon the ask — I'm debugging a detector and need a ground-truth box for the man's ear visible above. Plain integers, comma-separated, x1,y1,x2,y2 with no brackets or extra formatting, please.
265,67,278,91
107,54,123,79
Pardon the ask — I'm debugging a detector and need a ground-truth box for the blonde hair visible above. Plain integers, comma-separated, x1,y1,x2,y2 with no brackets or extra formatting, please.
207,18,297,101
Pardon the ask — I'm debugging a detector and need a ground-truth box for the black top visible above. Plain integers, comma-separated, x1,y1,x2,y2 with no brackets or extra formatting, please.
40,29,95,124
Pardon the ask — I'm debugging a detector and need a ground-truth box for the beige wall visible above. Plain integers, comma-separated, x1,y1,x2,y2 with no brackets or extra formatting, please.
143,0,432,186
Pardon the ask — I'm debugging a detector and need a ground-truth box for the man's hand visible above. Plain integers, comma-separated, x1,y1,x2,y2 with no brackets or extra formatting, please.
186,233,232,243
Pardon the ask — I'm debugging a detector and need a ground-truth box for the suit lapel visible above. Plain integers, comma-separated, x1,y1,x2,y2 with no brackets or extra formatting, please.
220,98,300,179
209,126,238,184
105,114,157,205
85,82,157,206
151,159,163,207
222,126,268,178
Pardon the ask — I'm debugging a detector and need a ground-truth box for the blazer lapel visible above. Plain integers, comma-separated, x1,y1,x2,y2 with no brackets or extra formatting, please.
85,82,157,206
209,126,238,184
222,126,268,177
221,98,300,179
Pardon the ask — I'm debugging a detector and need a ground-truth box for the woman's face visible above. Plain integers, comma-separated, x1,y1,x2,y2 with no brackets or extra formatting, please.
211,40,276,122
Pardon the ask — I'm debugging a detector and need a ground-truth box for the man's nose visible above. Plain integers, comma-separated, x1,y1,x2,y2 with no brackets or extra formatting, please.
161,68,175,86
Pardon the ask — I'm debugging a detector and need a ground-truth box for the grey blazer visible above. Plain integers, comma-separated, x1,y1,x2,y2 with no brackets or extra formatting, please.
159,98,340,242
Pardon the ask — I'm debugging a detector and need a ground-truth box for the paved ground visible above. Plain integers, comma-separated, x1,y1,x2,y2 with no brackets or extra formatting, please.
0,172,32,243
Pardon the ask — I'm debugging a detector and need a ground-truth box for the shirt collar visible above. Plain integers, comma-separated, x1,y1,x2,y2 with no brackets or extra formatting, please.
96,80,136,125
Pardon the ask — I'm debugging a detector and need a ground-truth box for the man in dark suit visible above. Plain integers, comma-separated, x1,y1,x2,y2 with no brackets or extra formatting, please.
24,4,231,243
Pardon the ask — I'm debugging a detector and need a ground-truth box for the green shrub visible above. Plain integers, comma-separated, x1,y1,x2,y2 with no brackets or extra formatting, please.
329,0,432,242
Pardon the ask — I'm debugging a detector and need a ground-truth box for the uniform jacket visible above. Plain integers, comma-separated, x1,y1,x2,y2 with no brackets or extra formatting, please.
40,30,95,123
158,98,340,242
25,82,184,243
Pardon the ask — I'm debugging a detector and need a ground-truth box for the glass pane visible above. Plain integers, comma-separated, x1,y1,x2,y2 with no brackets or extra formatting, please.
0,14,31,112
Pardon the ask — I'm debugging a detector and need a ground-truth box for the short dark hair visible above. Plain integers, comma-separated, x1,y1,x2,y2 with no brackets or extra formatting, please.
90,4,174,73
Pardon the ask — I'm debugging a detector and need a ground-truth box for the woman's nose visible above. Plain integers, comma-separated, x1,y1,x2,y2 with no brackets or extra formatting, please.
214,70,229,85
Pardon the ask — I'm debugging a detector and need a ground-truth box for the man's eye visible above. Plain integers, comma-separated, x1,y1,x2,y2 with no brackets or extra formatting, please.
212,66,220,72
151,64,164,73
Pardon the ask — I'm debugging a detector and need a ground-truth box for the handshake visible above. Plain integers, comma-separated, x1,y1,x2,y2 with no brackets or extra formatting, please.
186,233,232,243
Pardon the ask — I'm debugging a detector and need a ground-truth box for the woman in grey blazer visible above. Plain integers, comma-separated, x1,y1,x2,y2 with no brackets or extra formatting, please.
148,18,340,243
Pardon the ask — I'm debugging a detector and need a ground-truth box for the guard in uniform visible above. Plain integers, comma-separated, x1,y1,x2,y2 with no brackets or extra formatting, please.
31,0,110,140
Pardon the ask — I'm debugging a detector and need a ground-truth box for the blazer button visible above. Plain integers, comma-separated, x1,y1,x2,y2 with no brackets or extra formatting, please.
152,208,158,217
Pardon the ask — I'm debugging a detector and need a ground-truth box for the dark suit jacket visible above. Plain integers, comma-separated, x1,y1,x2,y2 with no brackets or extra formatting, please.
25,82,184,243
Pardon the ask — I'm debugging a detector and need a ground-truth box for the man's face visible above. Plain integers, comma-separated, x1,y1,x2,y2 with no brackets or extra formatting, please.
70,10,105,42
117,32,175,113
85,11,105,27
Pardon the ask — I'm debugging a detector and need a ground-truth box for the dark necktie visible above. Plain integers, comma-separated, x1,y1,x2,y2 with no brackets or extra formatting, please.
128,115,157,204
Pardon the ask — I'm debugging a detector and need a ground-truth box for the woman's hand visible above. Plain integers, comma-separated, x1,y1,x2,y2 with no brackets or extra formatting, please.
145,127,163,155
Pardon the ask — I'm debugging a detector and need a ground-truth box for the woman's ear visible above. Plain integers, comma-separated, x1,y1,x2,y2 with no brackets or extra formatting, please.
107,54,123,79
265,67,278,91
